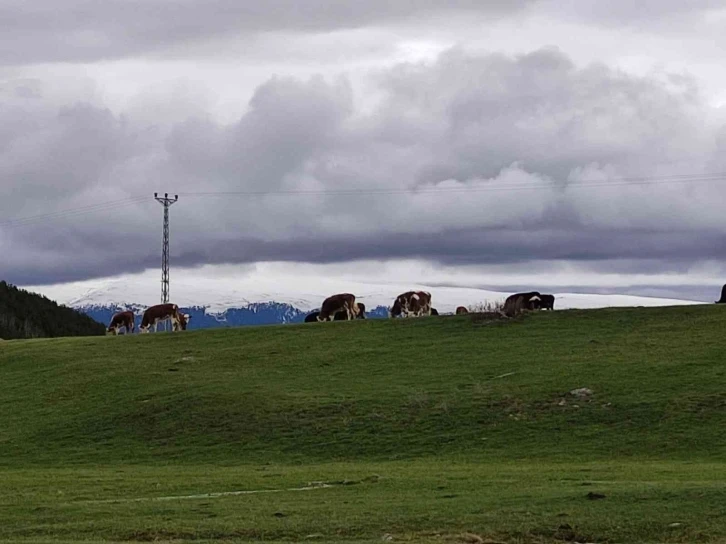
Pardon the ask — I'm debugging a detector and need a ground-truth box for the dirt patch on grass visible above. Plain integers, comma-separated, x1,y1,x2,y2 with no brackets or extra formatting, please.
124,528,287,541
667,393,726,416
468,311,511,325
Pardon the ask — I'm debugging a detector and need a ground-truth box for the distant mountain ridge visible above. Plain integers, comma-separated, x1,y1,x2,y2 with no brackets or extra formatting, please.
20,273,703,331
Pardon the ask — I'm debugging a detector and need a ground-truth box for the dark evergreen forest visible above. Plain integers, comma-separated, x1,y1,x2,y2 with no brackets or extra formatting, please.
0,281,105,339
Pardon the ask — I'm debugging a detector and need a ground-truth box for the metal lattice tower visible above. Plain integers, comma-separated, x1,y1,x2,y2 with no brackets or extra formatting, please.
154,192,178,304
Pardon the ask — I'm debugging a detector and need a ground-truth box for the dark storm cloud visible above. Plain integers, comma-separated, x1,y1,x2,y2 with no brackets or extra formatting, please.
0,0,534,65
1,47,725,285
165,227,726,268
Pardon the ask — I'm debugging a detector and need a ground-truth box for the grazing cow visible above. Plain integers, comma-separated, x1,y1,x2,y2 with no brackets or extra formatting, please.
317,293,360,321
539,294,555,310
390,291,432,318
716,284,726,303
333,302,366,320
503,291,542,316
306,303,365,323
430,308,439,316
455,306,469,315
139,303,190,333
106,310,135,335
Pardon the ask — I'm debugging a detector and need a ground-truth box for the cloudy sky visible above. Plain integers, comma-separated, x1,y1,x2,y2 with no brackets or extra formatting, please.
3,1,726,302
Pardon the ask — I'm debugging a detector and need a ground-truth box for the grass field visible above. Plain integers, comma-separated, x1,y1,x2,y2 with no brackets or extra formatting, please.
1,305,726,543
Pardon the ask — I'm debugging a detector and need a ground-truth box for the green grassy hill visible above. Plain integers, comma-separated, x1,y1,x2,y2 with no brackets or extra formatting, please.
1,305,725,543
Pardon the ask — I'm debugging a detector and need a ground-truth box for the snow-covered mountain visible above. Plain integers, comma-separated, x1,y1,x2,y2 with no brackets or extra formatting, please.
20,267,703,329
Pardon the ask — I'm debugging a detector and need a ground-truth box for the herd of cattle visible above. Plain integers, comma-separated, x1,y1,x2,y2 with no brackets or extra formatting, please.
105,290,556,335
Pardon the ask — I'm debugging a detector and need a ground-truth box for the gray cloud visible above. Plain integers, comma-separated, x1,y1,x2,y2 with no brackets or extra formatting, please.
3,1,721,68
2,47,726,285
0,0,534,65
536,0,723,27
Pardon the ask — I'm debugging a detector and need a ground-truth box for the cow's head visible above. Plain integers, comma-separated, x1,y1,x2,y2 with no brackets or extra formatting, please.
177,313,191,330
390,300,402,318
106,326,118,336
356,303,366,319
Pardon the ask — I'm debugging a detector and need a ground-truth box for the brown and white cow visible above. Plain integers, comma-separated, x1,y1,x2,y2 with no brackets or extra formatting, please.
335,302,365,320
455,306,469,315
139,303,191,333
317,293,361,321
389,291,432,318
106,310,135,335
306,302,366,323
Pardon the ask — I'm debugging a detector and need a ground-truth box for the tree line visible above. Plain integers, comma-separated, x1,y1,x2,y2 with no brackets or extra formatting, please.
0,281,105,339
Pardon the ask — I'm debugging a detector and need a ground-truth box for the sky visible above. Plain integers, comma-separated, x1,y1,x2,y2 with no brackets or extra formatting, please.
3,1,726,302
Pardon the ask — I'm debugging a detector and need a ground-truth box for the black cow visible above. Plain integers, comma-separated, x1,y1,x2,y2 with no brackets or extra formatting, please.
539,294,555,310
304,311,320,322
716,284,726,304
503,291,541,316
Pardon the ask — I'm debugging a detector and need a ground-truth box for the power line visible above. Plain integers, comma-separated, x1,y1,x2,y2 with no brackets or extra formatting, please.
177,172,726,198
1,170,726,231
0,196,148,229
